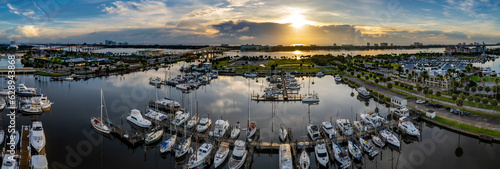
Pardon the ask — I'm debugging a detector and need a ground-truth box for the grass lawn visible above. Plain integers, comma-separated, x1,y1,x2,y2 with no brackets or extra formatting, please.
426,95,500,111
224,59,323,73
393,84,417,93
433,116,500,137
35,71,68,76
469,76,500,82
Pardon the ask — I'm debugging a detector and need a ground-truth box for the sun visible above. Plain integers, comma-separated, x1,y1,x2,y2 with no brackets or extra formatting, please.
280,13,312,28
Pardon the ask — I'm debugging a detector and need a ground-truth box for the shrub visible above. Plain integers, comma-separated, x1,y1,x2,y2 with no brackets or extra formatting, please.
395,81,399,86
467,95,474,102
435,91,441,97
455,98,464,107
478,86,483,92
408,85,414,90
491,99,498,106
387,83,393,89
452,94,458,100
485,86,491,93
459,93,465,100
375,78,379,83
474,96,481,103
357,74,361,78
417,86,422,92
471,86,477,92
482,97,489,105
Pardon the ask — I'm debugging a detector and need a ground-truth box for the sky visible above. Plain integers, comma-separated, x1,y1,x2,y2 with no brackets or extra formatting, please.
1,0,499,45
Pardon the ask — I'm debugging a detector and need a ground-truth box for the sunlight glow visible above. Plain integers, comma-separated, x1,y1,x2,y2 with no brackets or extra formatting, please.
293,50,302,55
279,13,313,28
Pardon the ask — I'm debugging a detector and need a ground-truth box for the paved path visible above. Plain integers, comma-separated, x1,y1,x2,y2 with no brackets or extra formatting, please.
345,75,500,132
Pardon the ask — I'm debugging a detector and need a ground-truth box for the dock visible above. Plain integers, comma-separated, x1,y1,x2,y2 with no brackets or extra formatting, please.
245,128,259,169
19,125,31,169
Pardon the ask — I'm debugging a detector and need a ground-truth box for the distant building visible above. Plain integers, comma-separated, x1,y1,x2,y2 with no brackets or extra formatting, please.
105,40,116,45
341,44,353,47
374,43,379,47
137,49,163,57
10,41,15,45
367,42,370,47
221,44,229,47
240,44,264,50
413,42,422,47
333,43,337,47
380,42,388,46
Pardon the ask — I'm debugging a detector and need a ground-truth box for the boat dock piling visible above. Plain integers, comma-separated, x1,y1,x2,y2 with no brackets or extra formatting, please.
288,128,300,169
320,130,336,163
245,128,260,169
19,125,31,169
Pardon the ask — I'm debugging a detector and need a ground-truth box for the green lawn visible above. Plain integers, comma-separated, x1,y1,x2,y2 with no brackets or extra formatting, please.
469,76,500,82
426,95,500,111
223,59,323,73
393,83,417,93
35,71,68,76
433,116,500,137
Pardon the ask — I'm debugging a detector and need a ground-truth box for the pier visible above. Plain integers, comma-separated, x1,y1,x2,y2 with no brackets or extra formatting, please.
19,125,30,169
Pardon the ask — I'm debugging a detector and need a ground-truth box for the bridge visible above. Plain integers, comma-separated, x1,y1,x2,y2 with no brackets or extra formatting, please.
39,45,105,52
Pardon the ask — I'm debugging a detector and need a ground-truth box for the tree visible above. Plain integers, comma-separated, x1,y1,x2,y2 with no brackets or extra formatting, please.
471,86,477,93
397,65,403,76
478,86,483,92
452,94,458,100
481,97,489,105
467,95,474,102
387,83,393,89
491,99,498,107
474,96,481,103
481,77,486,87
455,98,464,107
436,91,441,97
485,86,491,93
459,93,465,100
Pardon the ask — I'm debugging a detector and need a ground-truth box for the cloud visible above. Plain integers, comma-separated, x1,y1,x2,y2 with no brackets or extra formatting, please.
14,25,40,37
237,26,249,32
227,0,251,7
238,36,254,40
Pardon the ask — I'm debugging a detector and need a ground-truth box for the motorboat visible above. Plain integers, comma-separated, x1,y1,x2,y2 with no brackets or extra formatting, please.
392,107,410,117
213,142,230,168
279,125,288,142
149,77,162,85
213,119,230,138
230,122,241,139
306,124,321,141
353,121,365,132
348,140,362,161
247,122,257,139
186,115,199,129
144,108,168,121
287,82,300,90
315,141,329,167
279,144,293,169
30,155,48,169
197,117,211,133
126,109,152,128
2,154,18,169
301,94,319,103
335,75,342,82
197,76,209,84
145,129,164,145
332,143,351,169
30,121,46,153
91,90,111,134
64,74,75,81
360,112,388,129
371,135,385,147
316,72,325,77
175,83,190,90
20,104,43,115
299,150,310,169
160,134,177,153
490,70,497,77
17,83,36,96
398,117,420,136
379,128,400,147
321,121,336,139
359,137,378,157
211,70,218,78
155,97,181,108
175,136,192,158
11,130,19,147
187,142,213,168
228,140,247,169
21,95,52,109
357,87,371,98
171,111,189,126
243,72,258,78
482,67,492,75
336,119,353,136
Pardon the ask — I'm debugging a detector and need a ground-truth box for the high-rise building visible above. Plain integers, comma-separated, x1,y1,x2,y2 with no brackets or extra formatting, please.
367,42,370,47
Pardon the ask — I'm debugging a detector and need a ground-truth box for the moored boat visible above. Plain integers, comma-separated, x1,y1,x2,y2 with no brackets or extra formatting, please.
279,144,293,169
348,140,362,161
126,109,152,128
359,137,378,157
315,141,329,167
145,129,164,145
187,142,213,168
321,121,336,139
197,117,211,133
30,121,46,153
213,142,230,168
228,140,247,169
299,150,310,169
336,119,353,136
160,134,177,153
306,124,320,140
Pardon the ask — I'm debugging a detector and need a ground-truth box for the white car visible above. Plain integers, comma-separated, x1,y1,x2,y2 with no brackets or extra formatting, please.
416,100,426,104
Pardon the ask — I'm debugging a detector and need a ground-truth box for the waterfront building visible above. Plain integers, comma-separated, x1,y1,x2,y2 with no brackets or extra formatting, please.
137,49,163,57
380,42,388,46
391,96,407,107
241,44,264,50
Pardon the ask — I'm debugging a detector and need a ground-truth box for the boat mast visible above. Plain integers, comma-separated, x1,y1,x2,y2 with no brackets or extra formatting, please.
100,89,103,122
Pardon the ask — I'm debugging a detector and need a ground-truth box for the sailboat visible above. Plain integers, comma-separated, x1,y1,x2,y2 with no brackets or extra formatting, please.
247,98,257,141
145,128,164,145
91,89,111,134
230,121,241,139
302,76,319,103
175,135,191,158
348,140,362,161
299,149,310,169
160,133,177,153
279,124,287,142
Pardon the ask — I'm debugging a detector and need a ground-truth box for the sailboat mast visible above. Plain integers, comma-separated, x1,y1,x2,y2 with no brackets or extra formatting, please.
100,89,103,121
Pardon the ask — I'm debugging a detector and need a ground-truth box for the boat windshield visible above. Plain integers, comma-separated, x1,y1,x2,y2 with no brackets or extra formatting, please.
318,152,327,158
232,155,243,160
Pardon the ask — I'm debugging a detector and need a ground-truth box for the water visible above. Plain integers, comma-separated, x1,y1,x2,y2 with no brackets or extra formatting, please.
3,61,499,169
0,58,24,68
219,48,445,58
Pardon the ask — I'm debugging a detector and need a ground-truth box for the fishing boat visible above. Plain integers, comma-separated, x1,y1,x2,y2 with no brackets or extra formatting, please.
171,111,189,126
144,108,168,121
279,125,288,142
197,117,211,133
145,129,164,145
213,142,230,168
357,87,371,98
126,109,152,128
91,90,111,134
398,117,420,136
187,142,213,168
315,141,329,167
30,155,48,169
335,75,342,82
230,122,241,139
2,154,18,169
353,121,365,132
213,119,230,138
360,112,388,129
392,107,410,117
371,135,385,147
348,140,362,161
307,124,321,140
186,115,199,129
332,143,351,169
299,150,310,169
379,128,400,147
160,134,177,153
336,119,353,136
229,140,247,169
155,97,181,108
175,136,192,158
279,144,293,169
321,121,336,139
20,104,43,115
30,121,46,153
359,137,378,157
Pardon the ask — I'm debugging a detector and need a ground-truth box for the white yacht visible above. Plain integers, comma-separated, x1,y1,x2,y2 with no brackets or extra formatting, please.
279,144,293,169
482,67,492,75
348,140,362,161
357,87,371,98
229,140,247,169
171,111,189,126
186,115,199,129
30,155,48,169
187,142,213,168
144,108,168,121
335,75,342,82
299,150,310,169
306,124,321,141
126,109,152,128
30,121,46,153
145,129,163,145
371,135,385,147
353,121,365,132
175,136,192,158
321,121,336,139
155,97,181,108
213,119,230,138
0,130,4,145
17,83,36,96
287,82,300,90
315,141,329,167
0,98,5,110
21,95,52,109
149,77,162,85
11,130,19,147
197,117,211,133
160,134,177,153
379,128,400,147
360,112,388,129
392,107,410,117
64,74,75,81
175,83,190,90
1,154,18,169
332,143,351,169
91,90,111,134
213,142,230,168
359,137,378,157
0,89,9,96
302,94,319,103
398,117,420,136
336,119,353,136
230,122,241,139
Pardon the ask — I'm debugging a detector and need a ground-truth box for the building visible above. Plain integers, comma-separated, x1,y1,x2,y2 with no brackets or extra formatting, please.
240,44,263,50
391,96,407,107
367,42,370,47
374,43,379,47
380,42,388,46
221,44,229,47
341,44,353,47
413,42,422,47
333,43,337,46
137,49,163,57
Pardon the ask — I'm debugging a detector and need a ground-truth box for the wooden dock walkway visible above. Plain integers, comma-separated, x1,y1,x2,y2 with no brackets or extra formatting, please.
245,128,260,169
19,125,31,169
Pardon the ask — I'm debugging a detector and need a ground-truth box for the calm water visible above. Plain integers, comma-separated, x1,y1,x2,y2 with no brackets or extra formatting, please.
0,58,23,68
218,48,445,58
2,60,499,169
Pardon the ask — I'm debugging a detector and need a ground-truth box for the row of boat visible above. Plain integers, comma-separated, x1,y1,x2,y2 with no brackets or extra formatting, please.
1,121,48,169
150,70,219,91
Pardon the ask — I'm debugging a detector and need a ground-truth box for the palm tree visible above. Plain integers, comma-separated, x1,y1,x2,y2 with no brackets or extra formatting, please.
437,74,443,88
421,70,429,86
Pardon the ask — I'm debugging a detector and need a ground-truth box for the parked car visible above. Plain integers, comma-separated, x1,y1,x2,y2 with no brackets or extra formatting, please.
425,102,443,108
416,100,426,104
